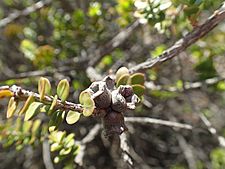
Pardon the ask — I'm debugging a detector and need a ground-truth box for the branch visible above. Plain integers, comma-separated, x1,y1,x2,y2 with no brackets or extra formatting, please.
0,0,51,28
88,20,140,67
125,117,193,130
74,124,101,166
145,77,225,92
120,133,134,168
42,139,55,169
0,85,83,112
129,2,225,73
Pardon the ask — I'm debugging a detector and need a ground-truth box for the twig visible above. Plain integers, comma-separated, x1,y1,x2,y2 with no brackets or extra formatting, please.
145,76,225,92
120,133,134,168
129,2,225,73
125,117,193,130
0,85,83,112
0,0,51,28
176,135,197,169
74,124,101,166
88,20,140,67
42,139,55,169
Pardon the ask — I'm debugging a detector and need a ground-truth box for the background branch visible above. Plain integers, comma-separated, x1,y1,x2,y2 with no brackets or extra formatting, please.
129,2,225,73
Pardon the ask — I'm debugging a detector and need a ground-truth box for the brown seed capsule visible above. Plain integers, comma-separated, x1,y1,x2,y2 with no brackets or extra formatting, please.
111,90,127,113
118,85,134,98
89,81,112,109
103,75,115,91
102,111,127,137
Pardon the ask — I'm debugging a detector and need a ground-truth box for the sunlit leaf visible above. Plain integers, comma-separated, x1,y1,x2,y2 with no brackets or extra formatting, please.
18,94,35,115
79,90,92,104
38,77,51,101
20,39,37,60
49,131,66,143
59,147,72,155
0,89,13,99
79,91,95,117
48,95,58,116
51,142,62,152
24,102,43,121
115,67,129,83
7,97,18,118
66,110,81,125
57,79,70,102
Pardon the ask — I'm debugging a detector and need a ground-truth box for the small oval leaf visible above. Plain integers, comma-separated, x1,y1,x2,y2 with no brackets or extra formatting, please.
18,94,35,115
59,147,72,156
129,73,145,85
132,84,145,97
0,89,13,99
7,97,18,118
57,79,70,102
116,67,129,83
24,102,43,121
48,95,58,116
66,110,81,125
79,90,92,104
38,77,51,101
83,107,95,117
116,73,130,87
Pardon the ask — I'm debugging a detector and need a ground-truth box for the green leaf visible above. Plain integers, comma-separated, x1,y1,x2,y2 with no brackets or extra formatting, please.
132,84,145,97
115,67,129,83
129,73,145,85
59,147,72,156
51,142,62,152
38,77,51,101
24,102,43,121
48,95,58,116
54,156,60,163
22,121,33,133
49,131,66,143
79,91,95,116
48,111,65,132
57,79,70,102
20,39,37,60
116,73,130,87
64,134,76,149
31,119,41,134
7,97,18,118
79,90,92,104
66,110,81,125
83,105,95,117
184,6,199,17
18,94,35,115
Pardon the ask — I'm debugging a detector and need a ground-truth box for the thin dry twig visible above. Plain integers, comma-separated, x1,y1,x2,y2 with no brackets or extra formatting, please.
145,76,225,92
74,124,101,166
88,20,140,67
42,139,55,169
125,117,193,130
129,2,225,73
0,0,51,28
